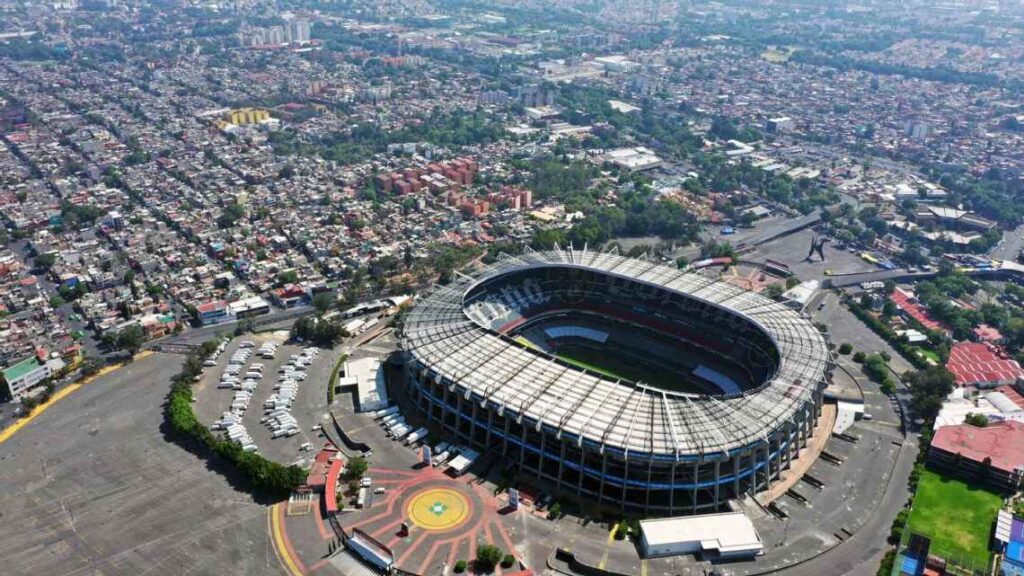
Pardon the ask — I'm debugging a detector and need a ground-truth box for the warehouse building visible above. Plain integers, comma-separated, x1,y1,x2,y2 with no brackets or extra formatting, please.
639,512,764,559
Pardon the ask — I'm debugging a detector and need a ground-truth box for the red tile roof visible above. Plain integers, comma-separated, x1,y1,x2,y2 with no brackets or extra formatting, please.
890,288,947,333
996,385,1024,410
323,458,344,514
947,342,1024,387
305,447,338,488
931,420,1024,474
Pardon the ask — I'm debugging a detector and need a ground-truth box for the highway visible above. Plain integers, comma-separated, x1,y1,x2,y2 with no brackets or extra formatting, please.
991,224,1024,262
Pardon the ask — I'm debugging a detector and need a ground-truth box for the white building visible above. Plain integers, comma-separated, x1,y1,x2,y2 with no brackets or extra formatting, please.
3,356,65,400
337,357,388,413
781,280,820,311
600,147,663,173
639,512,764,559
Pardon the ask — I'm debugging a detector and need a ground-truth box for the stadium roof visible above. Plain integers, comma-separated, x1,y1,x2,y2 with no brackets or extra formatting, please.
402,248,829,457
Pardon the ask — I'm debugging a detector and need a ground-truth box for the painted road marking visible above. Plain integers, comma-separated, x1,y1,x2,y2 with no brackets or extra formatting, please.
598,522,618,570
406,487,471,532
269,503,303,576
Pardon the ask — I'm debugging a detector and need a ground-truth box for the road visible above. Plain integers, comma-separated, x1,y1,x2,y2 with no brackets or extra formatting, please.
772,292,919,576
991,224,1024,261
775,436,917,576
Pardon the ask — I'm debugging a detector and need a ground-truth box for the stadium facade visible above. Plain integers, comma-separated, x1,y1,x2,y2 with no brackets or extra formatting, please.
400,249,831,515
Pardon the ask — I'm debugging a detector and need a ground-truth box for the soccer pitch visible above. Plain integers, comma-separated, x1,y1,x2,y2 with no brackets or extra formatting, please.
906,469,1002,568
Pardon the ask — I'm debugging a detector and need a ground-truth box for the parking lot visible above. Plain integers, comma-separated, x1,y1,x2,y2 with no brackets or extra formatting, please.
0,353,282,576
192,331,342,467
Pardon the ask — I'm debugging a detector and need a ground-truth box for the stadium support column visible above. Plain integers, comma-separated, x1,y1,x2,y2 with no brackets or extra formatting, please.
518,422,528,472
800,409,810,449
501,416,512,458
538,432,548,476
691,462,699,514
556,441,567,493
775,431,785,476
761,443,771,489
484,406,495,447
793,421,802,460
784,422,795,468
597,452,610,508
668,461,677,513
713,460,721,512
619,453,629,512
644,456,654,514
455,389,465,441
469,399,480,445
733,453,741,498
576,447,586,497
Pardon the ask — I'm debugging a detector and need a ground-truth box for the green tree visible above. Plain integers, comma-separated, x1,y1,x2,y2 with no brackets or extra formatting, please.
838,343,853,355
35,253,57,270
344,455,368,480
907,366,956,422
475,545,504,572
115,324,146,356
312,292,335,315
81,357,105,377
964,413,988,427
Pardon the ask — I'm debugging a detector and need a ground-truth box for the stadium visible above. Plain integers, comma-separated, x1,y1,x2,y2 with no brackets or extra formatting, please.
400,248,831,515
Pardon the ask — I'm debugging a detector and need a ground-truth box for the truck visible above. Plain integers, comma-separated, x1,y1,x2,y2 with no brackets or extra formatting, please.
431,450,451,467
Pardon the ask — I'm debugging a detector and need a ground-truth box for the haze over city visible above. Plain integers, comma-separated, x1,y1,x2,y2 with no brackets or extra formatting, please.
1,1,1024,576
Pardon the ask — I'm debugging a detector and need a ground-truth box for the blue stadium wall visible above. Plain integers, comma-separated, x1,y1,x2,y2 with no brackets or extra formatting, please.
404,358,824,516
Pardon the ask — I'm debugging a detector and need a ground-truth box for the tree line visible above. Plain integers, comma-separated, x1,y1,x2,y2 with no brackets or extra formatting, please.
166,339,305,498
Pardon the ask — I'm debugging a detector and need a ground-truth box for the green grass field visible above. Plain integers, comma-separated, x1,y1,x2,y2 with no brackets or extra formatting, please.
906,470,1002,568
553,346,632,381
513,337,704,393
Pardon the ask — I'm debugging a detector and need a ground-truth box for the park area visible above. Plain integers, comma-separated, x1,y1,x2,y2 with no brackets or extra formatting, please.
907,469,1003,569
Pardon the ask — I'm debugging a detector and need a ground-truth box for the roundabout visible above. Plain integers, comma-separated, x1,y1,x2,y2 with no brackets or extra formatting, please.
405,487,471,532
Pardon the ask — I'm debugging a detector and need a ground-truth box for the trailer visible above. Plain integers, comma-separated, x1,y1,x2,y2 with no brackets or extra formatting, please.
404,427,429,446
375,406,400,419
381,415,404,428
390,425,412,440
448,448,480,476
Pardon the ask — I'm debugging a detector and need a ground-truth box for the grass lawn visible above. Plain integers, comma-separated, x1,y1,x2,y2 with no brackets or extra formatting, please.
554,346,631,382
907,469,1002,568
913,347,941,363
